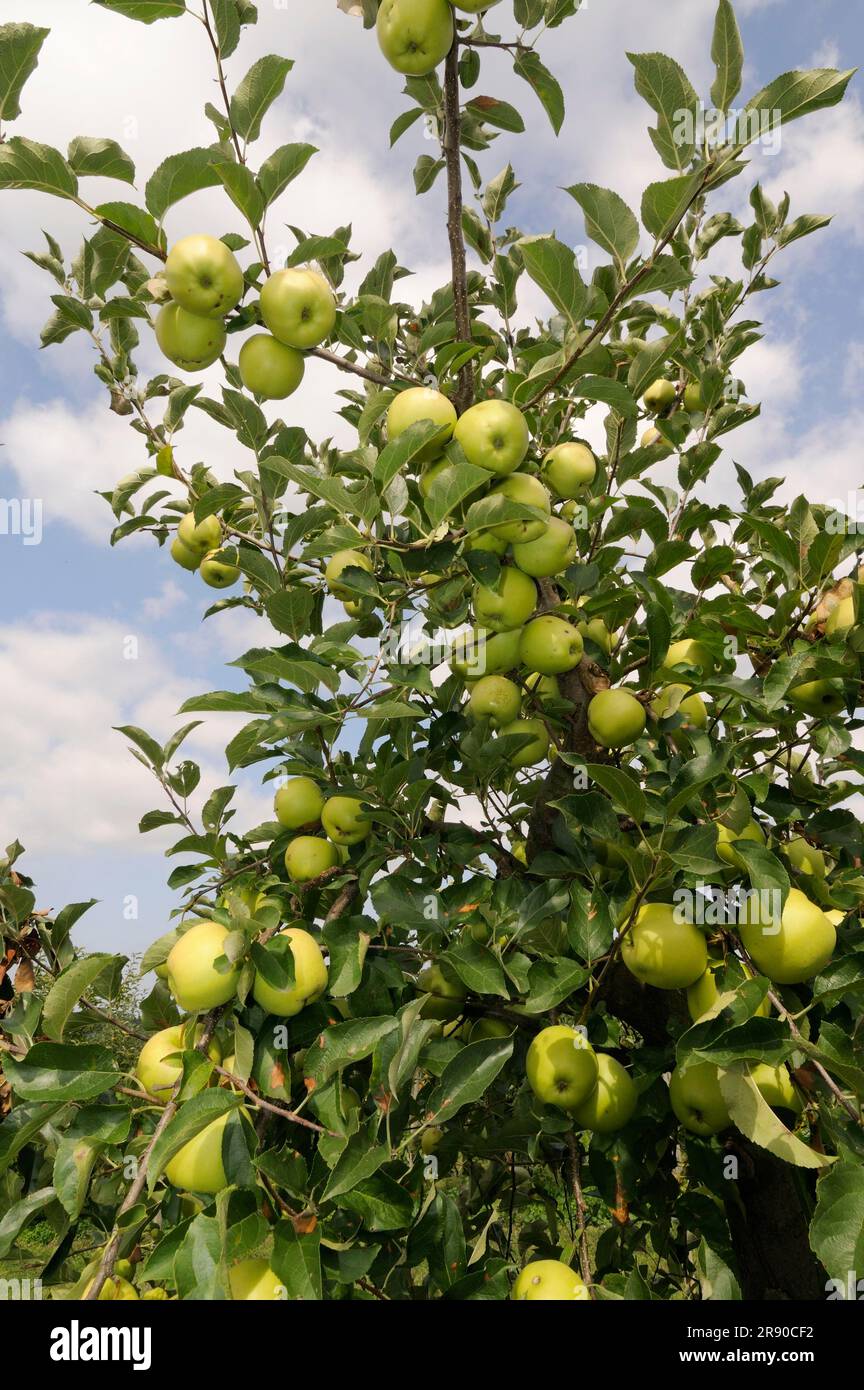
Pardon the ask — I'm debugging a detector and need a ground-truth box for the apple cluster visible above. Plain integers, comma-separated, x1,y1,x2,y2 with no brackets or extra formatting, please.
170,509,240,589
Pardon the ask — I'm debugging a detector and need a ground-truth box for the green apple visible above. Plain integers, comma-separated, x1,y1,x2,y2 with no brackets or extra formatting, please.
453,399,529,475
419,456,455,498
452,0,502,11
321,794,372,845
166,920,241,1012
652,683,707,728
259,267,336,349
683,381,704,412
782,836,827,878
468,674,522,728
620,902,708,989
487,473,551,543
417,960,467,1020
686,960,771,1022
229,1259,284,1301
420,1126,444,1154
662,638,714,675
274,776,326,830
669,1062,730,1136
715,818,765,870
826,595,855,637
526,1025,598,1110
164,234,244,319
787,679,845,717
238,334,304,399
587,689,646,748
524,670,560,701
83,1275,139,1301
512,1260,590,1302
642,378,677,413
465,526,509,555
170,537,200,572
178,512,222,554
284,836,339,882
641,426,672,456
540,442,596,498
469,1017,511,1041
512,517,577,578
200,549,240,589
164,1109,236,1194
473,568,537,632
376,0,454,76
498,717,550,768
577,618,613,657
155,302,226,371
450,627,522,680
325,548,374,599
519,615,583,675
135,1024,221,1103
387,386,457,461
570,1053,637,1133
252,926,328,1016
738,886,836,983
750,1062,801,1114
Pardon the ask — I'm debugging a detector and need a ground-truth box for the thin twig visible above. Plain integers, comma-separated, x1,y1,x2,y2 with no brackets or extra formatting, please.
443,39,475,414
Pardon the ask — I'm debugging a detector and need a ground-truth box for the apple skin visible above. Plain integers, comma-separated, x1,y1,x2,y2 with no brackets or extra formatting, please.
164,234,244,319
453,399,530,475
641,426,673,456
229,1260,284,1301
498,717,550,768
164,1110,235,1195
200,550,240,589
750,1062,802,1114
826,595,855,637
284,836,339,883
512,517,577,578
787,679,845,717
252,926,328,1017
259,267,336,349
135,1024,221,1103
570,1053,637,1133
178,512,222,555
417,960,467,1021
512,1259,590,1302
465,525,509,556
642,378,677,413
488,474,551,543
170,537,201,572
540,442,596,498
238,334,304,399
621,902,708,990
519,615,583,675
686,961,771,1023
669,1062,730,1136
388,386,457,461
473,568,537,633
321,794,372,846
525,670,560,702
738,886,836,984
652,683,707,729
376,0,454,76
577,618,613,657
155,302,226,371
325,549,374,602
587,689,646,748
526,1024,598,1111
450,627,522,681
420,1126,444,1155
715,818,765,870
83,1275,139,1301
468,674,522,728
782,836,827,878
167,921,241,1013
683,382,704,412
274,776,326,830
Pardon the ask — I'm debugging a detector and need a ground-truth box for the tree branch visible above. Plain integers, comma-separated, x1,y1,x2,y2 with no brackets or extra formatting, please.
443,38,475,415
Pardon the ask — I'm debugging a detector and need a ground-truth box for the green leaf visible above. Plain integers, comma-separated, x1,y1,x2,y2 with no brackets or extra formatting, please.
513,50,564,134
334,1172,415,1231
810,1164,864,1287
696,1238,741,1300
718,1067,833,1168
641,172,704,239
443,937,509,998
215,161,264,227
272,1221,322,1298
258,142,317,207
573,375,637,417
305,1018,400,1088
426,1037,513,1123
230,54,293,143
0,1188,58,1260
584,763,646,824
322,1127,390,1200
565,182,640,274
4,1043,118,1101
42,954,127,1041
735,68,855,147
0,21,49,122
425,459,489,530
373,420,443,492
68,136,135,183
627,51,700,170
0,1102,64,1176
147,1090,244,1190
627,332,680,400
144,146,223,220
95,200,165,252
710,0,744,113
467,95,525,133
93,0,185,19
519,235,587,326
209,0,242,57
0,136,77,197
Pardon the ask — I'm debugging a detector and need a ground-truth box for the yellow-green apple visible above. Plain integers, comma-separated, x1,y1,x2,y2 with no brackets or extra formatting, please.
82,1275,139,1301
577,618,613,657
642,378,677,412
652,683,707,728
259,267,336,349
274,777,326,830
238,334,304,399
686,960,770,1022
252,926,328,1016
826,595,855,637
524,670,560,701
641,426,673,456
473,568,537,632
465,526,509,555
715,818,765,870
200,549,240,588
376,0,454,76
620,902,708,989
321,795,371,845
668,1062,730,1135
284,836,339,882
420,1126,444,1154
450,627,522,681
325,548,374,599
155,303,226,371
488,473,551,543
519,615,583,675
170,537,200,572
178,512,222,554
750,1062,801,1113
512,517,577,577
661,638,714,676
570,1053,637,1133
738,886,836,983
164,234,244,318
167,921,241,1012
498,717,550,768
787,679,845,717
453,399,529,475
387,386,457,460
526,1024,598,1110
135,1024,221,1102
540,442,596,498
588,689,646,748
782,836,827,878
417,960,467,1020
228,1260,284,1301
468,674,522,727
512,1260,590,1301
164,1109,239,1194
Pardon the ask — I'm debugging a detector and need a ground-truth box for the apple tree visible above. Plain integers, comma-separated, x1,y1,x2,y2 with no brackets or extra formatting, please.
1,0,862,1303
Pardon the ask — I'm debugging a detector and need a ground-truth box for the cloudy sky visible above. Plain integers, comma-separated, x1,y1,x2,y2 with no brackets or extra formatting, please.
0,0,861,956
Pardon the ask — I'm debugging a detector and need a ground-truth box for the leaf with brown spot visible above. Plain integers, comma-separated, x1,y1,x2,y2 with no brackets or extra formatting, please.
292,1211,317,1235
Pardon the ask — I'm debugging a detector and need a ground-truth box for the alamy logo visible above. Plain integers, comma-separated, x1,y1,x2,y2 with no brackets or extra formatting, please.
0,1276,43,1300
49,1321,152,1372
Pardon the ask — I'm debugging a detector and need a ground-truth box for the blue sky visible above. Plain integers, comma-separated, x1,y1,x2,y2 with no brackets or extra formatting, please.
0,0,861,959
